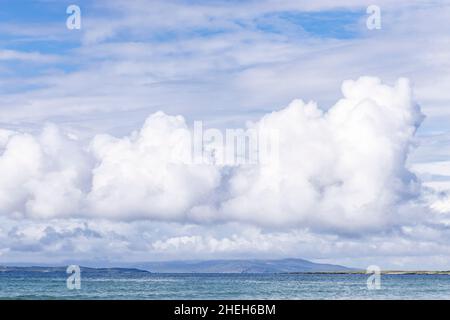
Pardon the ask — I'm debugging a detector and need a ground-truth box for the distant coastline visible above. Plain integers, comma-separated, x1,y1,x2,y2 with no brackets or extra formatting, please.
1,258,449,275
1,266,449,275
288,271,450,275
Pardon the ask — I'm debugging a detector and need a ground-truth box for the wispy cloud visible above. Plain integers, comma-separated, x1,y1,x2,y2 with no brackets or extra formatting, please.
0,49,61,62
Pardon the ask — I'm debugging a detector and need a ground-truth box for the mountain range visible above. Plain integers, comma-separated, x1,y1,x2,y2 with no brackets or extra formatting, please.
131,258,353,273
1,258,354,273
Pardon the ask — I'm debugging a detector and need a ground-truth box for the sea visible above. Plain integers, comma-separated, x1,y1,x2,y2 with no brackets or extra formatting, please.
1,271,450,299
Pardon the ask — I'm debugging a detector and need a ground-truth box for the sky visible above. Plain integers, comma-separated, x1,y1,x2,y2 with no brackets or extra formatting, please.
0,0,450,270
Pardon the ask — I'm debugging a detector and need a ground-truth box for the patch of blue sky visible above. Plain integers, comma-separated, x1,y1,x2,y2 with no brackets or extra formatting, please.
0,0,65,23
1,35,80,55
0,0,99,50
0,1,89,75
254,10,365,40
101,25,229,45
0,61,60,94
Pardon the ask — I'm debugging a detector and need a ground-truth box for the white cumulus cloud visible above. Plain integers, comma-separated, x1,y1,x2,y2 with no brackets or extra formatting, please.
209,77,425,232
0,77,433,234
87,111,221,220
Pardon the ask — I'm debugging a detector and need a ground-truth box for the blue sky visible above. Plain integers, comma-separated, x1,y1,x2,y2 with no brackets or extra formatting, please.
0,1,365,78
0,0,450,269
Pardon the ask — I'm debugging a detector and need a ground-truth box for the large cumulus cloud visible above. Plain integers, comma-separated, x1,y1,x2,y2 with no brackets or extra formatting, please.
0,125,90,219
88,112,221,220
216,77,425,231
0,77,434,233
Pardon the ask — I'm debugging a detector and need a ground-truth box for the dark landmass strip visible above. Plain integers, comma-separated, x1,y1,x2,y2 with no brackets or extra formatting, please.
288,271,450,275
131,258,354,273
0,266,150,274
2,259,448,274
1,258,351,274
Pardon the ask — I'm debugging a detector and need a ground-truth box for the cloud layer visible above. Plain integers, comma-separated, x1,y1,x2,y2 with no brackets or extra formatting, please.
216,77,425,232
0,77,432,234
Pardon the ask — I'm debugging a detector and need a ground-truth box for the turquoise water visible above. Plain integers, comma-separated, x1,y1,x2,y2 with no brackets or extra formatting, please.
1,271,450,299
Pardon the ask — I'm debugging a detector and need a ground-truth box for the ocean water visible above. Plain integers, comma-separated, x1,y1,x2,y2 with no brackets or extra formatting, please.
1,271,450,299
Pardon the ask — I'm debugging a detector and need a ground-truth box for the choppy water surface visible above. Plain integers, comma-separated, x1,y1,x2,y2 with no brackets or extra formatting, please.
1,271,449,299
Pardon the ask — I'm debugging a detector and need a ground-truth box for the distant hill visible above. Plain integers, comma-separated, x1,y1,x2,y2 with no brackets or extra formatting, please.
0,266,149,275
1,258,353,274
132,258,353,273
